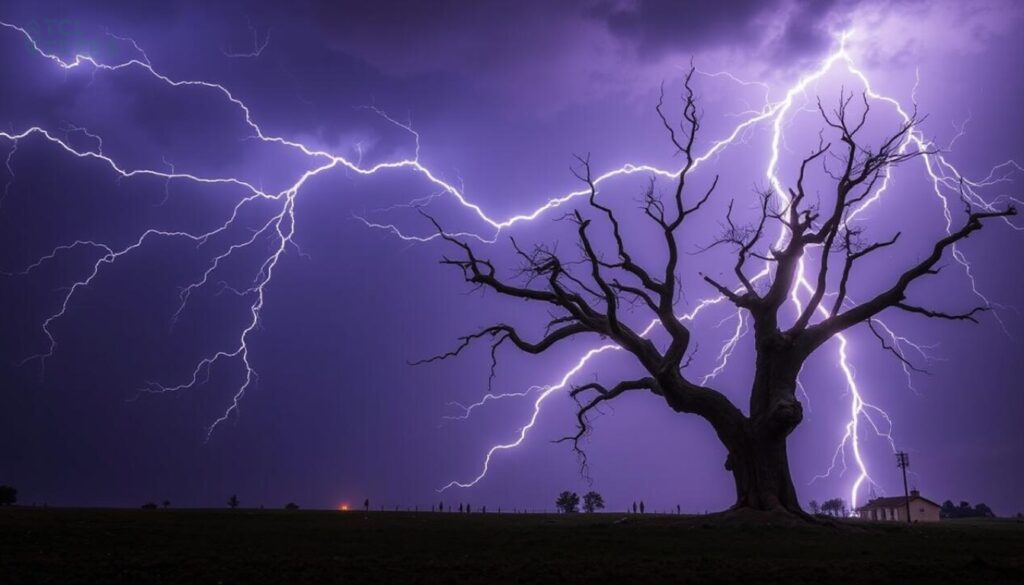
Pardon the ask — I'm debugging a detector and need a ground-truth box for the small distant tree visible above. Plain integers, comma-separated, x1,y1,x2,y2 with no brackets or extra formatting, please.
821,498,846,517
556,491,580,513
809,500,820,515
941,500,995,519
974,503,994,518
940,500,956,518
162,500,170,509
285,502,300,510
0,485,17,506
141,502,157,509
582,491,605,513
228,494,239,509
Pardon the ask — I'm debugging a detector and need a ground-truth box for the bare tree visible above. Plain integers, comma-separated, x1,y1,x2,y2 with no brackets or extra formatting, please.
424,71,1015,516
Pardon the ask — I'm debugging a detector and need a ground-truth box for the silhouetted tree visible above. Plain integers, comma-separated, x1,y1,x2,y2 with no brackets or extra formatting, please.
141,502,157,510
974,503,995,518
821,498,846,517
941,500,996,519
0,485,16,506
556,491,580,513
285,502,300,510
422,72,1015,516
809,500,820,515
582,491,605,513
940,500,957,518
162,500,170,509
228,494,239,509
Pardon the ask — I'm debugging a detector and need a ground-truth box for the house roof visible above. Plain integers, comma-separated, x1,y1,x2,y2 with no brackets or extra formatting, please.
857,495,941,510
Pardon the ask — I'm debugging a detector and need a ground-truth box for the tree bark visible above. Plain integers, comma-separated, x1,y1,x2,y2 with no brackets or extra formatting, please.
718,332,806,514
662,370,805,515
725,431,802,513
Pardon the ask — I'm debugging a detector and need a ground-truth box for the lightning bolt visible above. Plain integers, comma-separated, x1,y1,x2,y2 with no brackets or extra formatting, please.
1,21,1017,510
222,16,270,59
423,31,1019,511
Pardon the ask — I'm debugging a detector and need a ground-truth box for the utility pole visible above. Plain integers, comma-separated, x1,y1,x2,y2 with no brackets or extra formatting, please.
896,451,911,523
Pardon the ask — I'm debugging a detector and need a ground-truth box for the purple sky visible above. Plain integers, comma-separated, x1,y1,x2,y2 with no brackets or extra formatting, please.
1,0,1022,515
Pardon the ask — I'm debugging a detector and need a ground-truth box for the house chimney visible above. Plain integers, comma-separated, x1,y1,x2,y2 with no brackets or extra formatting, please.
910,489,920,498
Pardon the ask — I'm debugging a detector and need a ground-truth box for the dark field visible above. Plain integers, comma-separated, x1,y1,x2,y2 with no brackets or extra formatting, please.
2,507,1023,584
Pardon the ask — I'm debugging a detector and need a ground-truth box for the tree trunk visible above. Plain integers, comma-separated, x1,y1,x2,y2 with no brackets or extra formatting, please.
660,352,806,516
723,334,805,515
725,433,802,513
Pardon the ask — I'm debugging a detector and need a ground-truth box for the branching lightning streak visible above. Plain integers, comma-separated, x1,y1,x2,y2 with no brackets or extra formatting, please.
428,32,1018,509
700,309,748,386
444,385,549,421
222,16,270,59
2,22,1016,506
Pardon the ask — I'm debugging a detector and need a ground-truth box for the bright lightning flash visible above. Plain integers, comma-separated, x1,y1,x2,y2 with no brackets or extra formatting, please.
0,22,1017,510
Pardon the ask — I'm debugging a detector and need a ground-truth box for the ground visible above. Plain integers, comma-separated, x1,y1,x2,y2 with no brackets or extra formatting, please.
2,508,1023,584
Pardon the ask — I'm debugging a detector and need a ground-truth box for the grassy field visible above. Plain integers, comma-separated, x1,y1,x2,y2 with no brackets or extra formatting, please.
2,507,1022,584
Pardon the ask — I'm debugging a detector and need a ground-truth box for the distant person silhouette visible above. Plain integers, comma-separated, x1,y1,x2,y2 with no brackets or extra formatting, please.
459,503,464,513
632,501,637,514
364,498,370,512
676,504,681,515
640,501,645,514
467,504,472,513
440,500,444,512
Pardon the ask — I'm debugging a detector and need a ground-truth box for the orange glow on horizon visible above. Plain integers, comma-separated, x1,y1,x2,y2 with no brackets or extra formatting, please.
339,504,349,511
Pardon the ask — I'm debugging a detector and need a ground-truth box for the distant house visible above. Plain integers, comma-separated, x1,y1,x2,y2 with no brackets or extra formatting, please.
856,489,941,522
